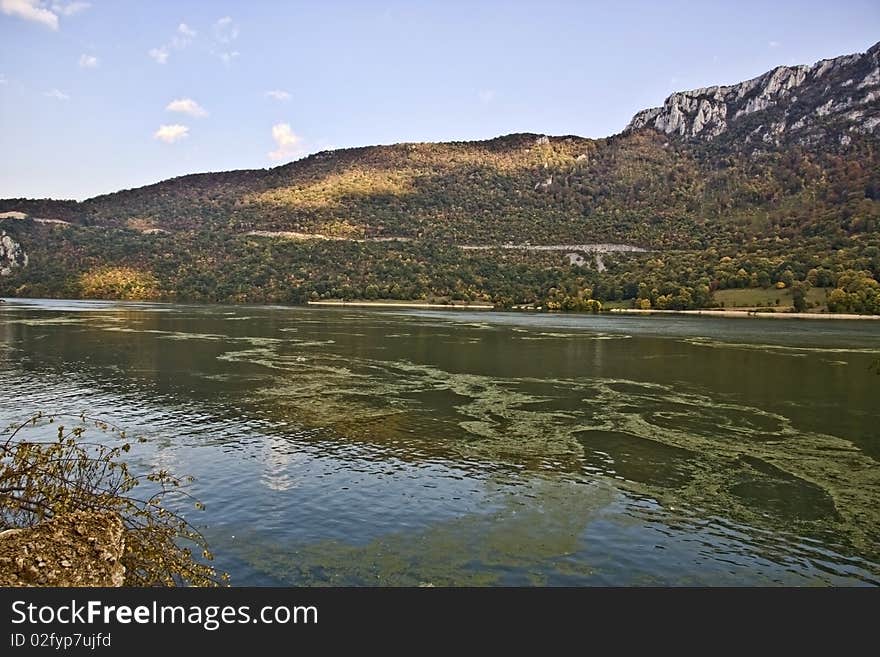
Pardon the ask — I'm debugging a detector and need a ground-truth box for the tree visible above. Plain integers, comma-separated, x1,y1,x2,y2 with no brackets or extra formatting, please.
827,288,850,312
0,413,224,587
791,281,810,312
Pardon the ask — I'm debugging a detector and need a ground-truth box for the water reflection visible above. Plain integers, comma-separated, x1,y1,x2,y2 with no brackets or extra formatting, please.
0,298,878,585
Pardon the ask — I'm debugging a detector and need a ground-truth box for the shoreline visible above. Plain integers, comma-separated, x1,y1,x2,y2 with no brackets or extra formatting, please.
4,297,878,319
307,300,495,309
608,308,880,320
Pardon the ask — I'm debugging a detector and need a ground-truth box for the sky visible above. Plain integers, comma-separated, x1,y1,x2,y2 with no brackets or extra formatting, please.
1,1,879,200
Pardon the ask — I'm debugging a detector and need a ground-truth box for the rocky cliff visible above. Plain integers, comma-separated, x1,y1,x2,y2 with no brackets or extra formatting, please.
627,41,880,146
0,230,28,276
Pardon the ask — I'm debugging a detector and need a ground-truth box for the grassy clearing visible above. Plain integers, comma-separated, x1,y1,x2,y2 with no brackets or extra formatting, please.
603,288,831,312
713,287,829,311
601,299,634,310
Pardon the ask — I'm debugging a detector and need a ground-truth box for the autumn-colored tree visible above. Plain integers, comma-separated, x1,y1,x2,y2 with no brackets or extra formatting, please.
0,413,224,587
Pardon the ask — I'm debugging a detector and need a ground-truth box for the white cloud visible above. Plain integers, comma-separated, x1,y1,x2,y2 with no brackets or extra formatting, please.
0,74,7,85
44,88,69,100
1,0,59,30
171,22,195,49
51,1,89,16
213,16,239,43
78,53,98,68
177,22,196,38
150,22,196,64
0,1,89,29
148,46,169,64
268,123,304,161
266,90,291,101
154,124,189,144
478,89,496,104
769,41,781,48
210,17,240,64
166,98,208,118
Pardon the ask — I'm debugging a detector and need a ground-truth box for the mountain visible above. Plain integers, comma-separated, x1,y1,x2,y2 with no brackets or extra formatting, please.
1,42,879,313
627,41,880,146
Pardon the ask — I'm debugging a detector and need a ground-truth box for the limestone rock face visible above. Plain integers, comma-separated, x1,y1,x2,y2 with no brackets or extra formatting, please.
0,510,126,586
626,41,880,145
0,231,27,276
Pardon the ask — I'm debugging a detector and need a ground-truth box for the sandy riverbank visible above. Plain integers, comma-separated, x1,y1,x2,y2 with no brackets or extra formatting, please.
609,308,880,320
308,302,879,318
307,300,495,309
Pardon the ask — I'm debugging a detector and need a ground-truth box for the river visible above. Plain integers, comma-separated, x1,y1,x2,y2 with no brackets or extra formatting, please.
0,298,877,585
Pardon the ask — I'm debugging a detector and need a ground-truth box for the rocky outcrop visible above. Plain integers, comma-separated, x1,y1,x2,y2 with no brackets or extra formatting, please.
626,41,880,145
0,510,126,586
0,231,28,276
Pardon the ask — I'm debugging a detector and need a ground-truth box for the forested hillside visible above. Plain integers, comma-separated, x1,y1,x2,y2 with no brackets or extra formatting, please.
2,43,879,313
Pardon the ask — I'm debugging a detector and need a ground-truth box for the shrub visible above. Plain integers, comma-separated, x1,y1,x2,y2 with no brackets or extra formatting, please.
0,413,224,587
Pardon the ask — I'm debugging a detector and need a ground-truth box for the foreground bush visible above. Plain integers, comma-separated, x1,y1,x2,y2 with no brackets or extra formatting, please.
0,412,224,586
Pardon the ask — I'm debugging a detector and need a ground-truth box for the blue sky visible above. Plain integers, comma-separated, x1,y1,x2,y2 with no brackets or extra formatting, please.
1,1,878,200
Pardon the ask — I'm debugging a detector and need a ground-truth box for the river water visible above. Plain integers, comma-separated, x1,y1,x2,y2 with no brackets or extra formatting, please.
0,298,877,585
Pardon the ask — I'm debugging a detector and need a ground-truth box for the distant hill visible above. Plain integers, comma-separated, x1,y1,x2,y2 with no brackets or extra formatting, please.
2,42,879,313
